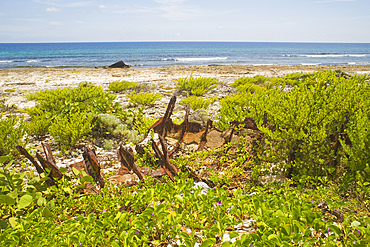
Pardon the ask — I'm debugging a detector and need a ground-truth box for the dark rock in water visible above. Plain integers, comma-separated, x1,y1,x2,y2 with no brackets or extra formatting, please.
108,61,130,68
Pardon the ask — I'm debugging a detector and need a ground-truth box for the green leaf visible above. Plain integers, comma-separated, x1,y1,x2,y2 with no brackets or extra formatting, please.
0,155,10,163
0,219,8,229
18,194,33,209
200,238,216,247
72,167,81,176
229,231,239,239
37,197,47,206
43,207,53,218
47,200,55,211
59,167,68,174
276,210,285,217
151,240,160,245
8,217,18,228
351,220,361,228
111,242,120,247
221,241,232,247
174,194,184,203
81,175,94,183
0,195,16,205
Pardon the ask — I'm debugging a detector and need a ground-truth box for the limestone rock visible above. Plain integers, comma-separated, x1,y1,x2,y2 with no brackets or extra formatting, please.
108,61,130,68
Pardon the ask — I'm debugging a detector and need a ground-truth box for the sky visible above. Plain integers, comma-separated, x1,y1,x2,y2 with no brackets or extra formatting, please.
0,0,369,43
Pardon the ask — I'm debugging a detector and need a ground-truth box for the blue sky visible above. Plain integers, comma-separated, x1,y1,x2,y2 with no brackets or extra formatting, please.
0,0,369,43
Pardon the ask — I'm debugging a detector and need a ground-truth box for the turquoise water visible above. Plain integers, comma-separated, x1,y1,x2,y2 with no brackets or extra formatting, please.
0,42,369,69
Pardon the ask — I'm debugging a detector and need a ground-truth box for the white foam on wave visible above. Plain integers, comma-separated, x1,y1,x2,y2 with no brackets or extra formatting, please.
252,63,275,66
300,54,367,58
26,60,41,63
175,57,227,62
347,62,356,65
301,63,321,66
0,60,14,63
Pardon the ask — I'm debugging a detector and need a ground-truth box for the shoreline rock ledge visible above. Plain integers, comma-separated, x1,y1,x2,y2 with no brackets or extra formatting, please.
107,61,130,68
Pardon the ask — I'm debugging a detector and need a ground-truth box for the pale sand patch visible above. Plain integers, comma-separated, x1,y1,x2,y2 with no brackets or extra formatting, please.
1,65,370,95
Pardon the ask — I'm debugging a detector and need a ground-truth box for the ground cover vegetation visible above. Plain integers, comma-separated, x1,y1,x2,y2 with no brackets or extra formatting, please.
24,81,156,151
179,96,218,111
0,70,370,246
107,80,139,93
176,75,220,96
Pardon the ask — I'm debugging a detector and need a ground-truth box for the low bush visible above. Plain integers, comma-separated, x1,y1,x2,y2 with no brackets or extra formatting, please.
218,70,370,182
24,82,117,149
49,112,94,151
0,114,28,156
107,80,138,93
176,75,219,96
179,96,217,111
231,75,280,93
128,91,162,106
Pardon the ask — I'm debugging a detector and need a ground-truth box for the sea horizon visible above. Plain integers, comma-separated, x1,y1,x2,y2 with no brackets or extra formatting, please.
1,41,370,69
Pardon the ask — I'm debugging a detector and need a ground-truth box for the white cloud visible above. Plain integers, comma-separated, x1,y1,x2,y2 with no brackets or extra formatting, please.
154,0,186,4
218,26,225,29
153,0,207,21
99,5,106,9
49,21,62,25
316,0,355,3
46,7,61,12
35,1,93,8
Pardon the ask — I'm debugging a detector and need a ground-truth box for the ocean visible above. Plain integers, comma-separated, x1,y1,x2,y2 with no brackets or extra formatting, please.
0,42,369,69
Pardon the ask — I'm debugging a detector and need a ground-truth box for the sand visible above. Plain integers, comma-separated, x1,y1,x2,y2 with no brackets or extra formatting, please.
1,64,369,115
2,64,370,93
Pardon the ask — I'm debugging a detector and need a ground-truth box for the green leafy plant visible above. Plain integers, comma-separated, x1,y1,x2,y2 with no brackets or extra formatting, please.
219,70,370,181
128,91,163,106
24,83,117,149
179,96,217,111
176,75,219,96
0,114,28,156
107,80,139,93
49,112,94,151
216,92,253,130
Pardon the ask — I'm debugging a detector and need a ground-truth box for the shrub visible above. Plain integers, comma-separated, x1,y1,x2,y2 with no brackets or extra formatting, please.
218,70,370,180
49,112,94,151
216,92,256,130
107,80,138,93
128,91,163,106
25,82,116,118
231,75,280,92
180,96,217,111
341,108,370,180
232,75,269,88
0,114,28,156
176,75,219,96
24,83,118,149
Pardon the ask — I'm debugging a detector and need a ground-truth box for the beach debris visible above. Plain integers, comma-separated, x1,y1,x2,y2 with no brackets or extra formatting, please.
16,143,64,187
17,96,262,190
83,147,105,188
137,96,260,154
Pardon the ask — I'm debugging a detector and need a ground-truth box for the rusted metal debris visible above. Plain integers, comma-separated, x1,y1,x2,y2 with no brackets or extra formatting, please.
83,147,105,188
16,143,63,187
17,95,261,190
137,96,261,154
